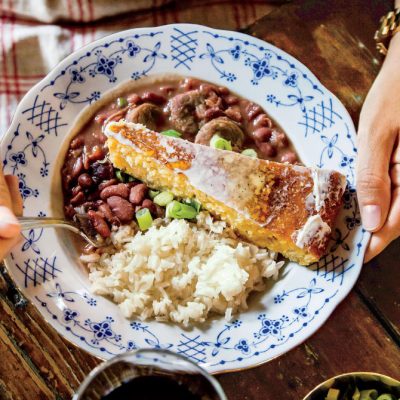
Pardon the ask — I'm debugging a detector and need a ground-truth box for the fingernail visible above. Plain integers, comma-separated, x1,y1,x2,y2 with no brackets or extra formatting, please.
361,204,381,231
0,206,20,238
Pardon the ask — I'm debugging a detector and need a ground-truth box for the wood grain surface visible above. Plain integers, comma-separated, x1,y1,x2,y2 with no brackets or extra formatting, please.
0,0,399,399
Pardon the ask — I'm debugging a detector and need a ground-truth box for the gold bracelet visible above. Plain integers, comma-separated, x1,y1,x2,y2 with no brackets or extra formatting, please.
374,9,400,56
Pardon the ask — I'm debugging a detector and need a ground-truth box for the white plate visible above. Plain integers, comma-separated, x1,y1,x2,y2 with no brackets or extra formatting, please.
0,24,368,373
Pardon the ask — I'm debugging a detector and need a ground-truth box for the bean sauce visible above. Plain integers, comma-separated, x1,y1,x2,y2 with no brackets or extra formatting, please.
61,77,300,240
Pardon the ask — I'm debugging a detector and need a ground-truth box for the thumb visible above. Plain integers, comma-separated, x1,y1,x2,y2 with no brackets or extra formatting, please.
0,172,20,238
356,129,393,232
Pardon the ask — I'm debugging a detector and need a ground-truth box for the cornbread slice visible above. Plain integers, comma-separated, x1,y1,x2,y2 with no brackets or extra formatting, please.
104,121,346,265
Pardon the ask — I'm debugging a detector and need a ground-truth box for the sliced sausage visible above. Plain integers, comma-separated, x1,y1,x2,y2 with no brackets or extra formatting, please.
125,103,162,131
195,117,245,150
167,90,204,134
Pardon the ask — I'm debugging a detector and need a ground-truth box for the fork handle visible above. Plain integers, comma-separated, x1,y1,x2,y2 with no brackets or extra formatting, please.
17,217,80,234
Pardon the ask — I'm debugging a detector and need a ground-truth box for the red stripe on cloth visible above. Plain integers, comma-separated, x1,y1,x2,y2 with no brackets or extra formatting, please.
1,74,45,79
76,0,86,46
67,0,75,21
0,0,11,124
87,0,95,41
76,0,84,22
66,0,76,52
8,0,21,102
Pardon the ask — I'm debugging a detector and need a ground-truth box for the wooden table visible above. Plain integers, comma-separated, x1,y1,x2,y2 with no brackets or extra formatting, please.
0,1,399,399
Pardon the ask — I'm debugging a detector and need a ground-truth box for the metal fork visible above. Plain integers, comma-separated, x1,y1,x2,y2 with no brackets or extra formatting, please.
17,216,105,247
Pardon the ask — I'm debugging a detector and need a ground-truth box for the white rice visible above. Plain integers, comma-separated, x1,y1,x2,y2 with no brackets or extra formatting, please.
83,212,284,326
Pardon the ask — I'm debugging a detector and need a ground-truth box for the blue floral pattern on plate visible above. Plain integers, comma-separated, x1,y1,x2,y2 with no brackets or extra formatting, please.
0,24,368,373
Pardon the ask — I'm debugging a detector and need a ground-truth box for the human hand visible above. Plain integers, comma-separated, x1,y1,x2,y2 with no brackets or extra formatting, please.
357,33,400,262
0,171,22,260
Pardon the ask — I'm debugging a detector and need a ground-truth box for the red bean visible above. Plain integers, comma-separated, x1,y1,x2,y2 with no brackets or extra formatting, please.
141,199,156,215
70,137,83,149
100,183,130,200
141,91,166,105
204,107,225,121
95,114,107,125
204,92,223,109
257,142,277,158
199,83,217,96
224,107,242,123
223,95,239,105
270,131,289,149
160,86,175,96
253,113,272,128
88,210,111,238
82,201,96,210
129,183,148,205
217,86,230,96
127,93,141,104
78,173,93,189
98,203,114,222
253,127,272,142
72,156,84,178
280,151,298,164
92,131,107,144
87,190,101,201
91,161,115,182
98,179,118,191
71,148,83,158
180,78,200,91
245,102,263,121
87,145,105,164
64,205,76,219
70,191,85,206
107,196,134,223
71,185,82,197
154,204,165,218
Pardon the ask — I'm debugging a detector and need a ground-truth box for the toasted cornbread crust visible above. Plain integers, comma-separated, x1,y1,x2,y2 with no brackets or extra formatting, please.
105,122,346,265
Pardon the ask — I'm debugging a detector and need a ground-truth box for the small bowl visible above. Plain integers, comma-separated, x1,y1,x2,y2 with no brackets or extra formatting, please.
303,372,400,400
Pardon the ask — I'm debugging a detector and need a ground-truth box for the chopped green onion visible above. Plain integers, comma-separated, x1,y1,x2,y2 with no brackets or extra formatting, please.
148,189,160,199
115,169,135,183
160,129,182,138
136,208,153,230
185,198,201,213
360,390,378,400
116,97,128,108
166,201,198,219
376,395,396,400
241,148,258,158
115,169,124,182
352,387,361,400
325,388,340,400
210,134,232,151
153,191,174,206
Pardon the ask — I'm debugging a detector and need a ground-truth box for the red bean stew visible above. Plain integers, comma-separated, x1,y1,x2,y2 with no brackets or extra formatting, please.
62,77,300,240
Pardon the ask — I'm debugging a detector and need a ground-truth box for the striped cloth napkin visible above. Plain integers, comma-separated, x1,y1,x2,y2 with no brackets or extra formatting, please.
0,0,278,136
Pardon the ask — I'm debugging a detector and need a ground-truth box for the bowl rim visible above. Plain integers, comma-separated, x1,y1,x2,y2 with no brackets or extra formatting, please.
302,371,400,399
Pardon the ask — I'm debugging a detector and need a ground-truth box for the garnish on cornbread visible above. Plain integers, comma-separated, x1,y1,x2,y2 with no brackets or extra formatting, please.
104,121,347,265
